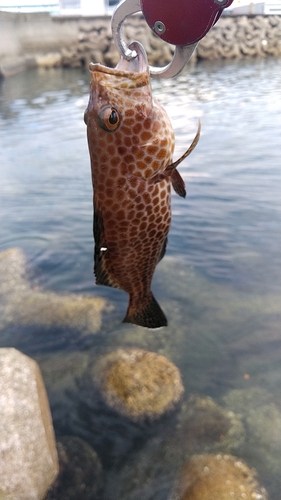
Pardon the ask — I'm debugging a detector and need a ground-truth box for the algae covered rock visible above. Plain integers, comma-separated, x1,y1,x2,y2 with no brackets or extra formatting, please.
0,348,58,500
101,395,245,500
91,348,184,421
57,347,183,469
45,436,103,500
176,395,245,455
0,247,109,336
171,453,268,500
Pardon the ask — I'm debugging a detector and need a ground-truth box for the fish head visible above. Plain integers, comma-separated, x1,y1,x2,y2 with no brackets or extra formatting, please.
84,43,152,131
85,42,175,183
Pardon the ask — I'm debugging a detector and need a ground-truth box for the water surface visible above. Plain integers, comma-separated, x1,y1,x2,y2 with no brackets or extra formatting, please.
0,58,281,499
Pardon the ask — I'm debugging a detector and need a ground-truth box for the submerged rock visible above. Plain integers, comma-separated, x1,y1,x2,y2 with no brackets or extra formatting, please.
171,453,268,500
225,387,281,456
246,403,281,456
103,434,180,500
45,436,103,500
0,348,58,500
90,348,184,421
224,387,281,497
224,387,281,460
102,395,245,499
0,247,109,335
176,395,245,455
223,387,274,414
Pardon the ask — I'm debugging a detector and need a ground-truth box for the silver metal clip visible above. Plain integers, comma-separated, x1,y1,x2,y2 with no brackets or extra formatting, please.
111,0,198,78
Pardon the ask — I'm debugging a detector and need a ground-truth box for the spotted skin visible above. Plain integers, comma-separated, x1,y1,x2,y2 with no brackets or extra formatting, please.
85,43,199,328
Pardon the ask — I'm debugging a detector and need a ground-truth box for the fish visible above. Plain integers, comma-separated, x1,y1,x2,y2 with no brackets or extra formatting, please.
84,41,200,329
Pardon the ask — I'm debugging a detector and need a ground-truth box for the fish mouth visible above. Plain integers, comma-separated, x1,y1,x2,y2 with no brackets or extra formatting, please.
115,41,148,73
89,41,149,77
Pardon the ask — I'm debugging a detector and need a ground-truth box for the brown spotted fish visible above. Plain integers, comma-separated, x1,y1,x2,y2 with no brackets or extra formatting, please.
84,42,200,329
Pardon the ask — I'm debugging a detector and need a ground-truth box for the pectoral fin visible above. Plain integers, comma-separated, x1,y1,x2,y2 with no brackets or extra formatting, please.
171,169,186,198
149,120,201,186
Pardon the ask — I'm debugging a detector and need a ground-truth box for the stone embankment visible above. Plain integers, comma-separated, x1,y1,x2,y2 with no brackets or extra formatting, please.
198,13,281,59
0,11,281,76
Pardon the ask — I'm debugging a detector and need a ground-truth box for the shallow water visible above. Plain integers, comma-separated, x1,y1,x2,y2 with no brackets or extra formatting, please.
0,58,281,498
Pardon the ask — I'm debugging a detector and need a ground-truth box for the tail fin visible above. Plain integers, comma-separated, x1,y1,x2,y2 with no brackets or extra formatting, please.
123,292,167,329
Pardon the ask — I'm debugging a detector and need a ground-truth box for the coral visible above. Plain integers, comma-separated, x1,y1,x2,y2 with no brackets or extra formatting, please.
171,454,268,500
91,348,184,421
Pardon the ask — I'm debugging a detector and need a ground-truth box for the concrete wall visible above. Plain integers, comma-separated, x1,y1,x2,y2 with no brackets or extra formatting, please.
1,10,281,77
0,11,79,75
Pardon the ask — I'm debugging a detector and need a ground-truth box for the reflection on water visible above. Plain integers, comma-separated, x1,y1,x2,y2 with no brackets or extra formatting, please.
0,59,281,499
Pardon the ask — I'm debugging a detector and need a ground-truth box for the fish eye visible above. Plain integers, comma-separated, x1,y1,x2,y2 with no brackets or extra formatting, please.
98,106,121,132
109,109,118,125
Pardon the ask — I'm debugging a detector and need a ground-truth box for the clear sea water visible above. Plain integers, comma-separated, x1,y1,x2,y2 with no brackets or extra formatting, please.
0,58,281,498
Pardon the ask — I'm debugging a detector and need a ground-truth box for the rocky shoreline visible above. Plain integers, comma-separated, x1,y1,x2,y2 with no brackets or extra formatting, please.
0,11,281,77
1,248,281,498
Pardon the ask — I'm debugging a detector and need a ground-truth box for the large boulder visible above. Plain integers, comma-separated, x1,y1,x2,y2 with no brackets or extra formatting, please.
0,348,58,500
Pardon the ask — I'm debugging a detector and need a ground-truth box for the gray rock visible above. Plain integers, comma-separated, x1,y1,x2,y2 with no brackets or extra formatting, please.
45,436,103,500
0,348,58,500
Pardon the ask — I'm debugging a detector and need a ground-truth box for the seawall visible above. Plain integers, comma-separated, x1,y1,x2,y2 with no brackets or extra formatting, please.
1,10,281,76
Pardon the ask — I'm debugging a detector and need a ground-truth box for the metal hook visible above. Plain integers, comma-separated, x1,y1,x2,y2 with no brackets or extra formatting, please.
111,0,198,78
